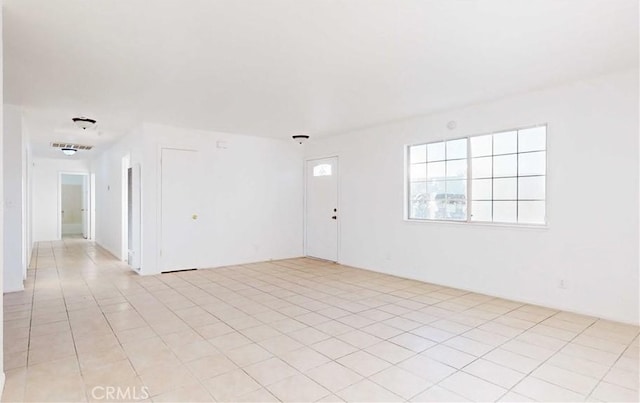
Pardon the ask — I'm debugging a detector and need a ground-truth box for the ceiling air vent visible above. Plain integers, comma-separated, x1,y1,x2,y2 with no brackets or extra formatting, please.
51,142,94,151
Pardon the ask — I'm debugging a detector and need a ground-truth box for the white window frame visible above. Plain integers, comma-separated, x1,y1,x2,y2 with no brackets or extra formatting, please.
405,123,548,228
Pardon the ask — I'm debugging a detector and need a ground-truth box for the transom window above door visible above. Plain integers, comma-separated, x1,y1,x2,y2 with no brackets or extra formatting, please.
313,164,333,177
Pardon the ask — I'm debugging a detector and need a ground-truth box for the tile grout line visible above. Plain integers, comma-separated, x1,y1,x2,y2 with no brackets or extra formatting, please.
51,238,89,402
7,240,639,402
584,332,640,401
72,238,158,402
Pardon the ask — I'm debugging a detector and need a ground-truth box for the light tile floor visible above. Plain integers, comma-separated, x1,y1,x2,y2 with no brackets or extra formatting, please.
2,238,639,402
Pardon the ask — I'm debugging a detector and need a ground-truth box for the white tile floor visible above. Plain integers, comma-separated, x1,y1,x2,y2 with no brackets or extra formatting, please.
2,238,639,402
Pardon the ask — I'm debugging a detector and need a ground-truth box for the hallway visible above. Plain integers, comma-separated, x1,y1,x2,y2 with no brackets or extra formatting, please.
2,240,639,402
3,238,140,401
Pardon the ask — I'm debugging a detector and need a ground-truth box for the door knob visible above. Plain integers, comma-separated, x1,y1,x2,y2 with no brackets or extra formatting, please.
331,216,337,220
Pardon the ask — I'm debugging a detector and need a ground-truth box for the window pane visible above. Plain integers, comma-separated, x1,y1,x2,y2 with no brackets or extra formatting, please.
446,138,467,160
430,181,447,219
426,161,445,179
518,201,545,224
446,180,467,198
429,181,466,220
313,164,332,177
471,201,492,222
493,154,517,177
493,131,517,155
471,134,492,157
410,145,427,164
409,182,428,219
494,178,517,200
518,176,545,200
427,142,445,162
493,201,517,223
443,180,466,220
519,151,546,176
446,159,467,179
472,156,492,178
426,180,446,200
444,198,466,220
518,126,546,152
410,163,426,181
472,179,492,200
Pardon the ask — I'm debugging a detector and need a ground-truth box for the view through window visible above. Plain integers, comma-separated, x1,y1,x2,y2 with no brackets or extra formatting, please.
407,125,546,224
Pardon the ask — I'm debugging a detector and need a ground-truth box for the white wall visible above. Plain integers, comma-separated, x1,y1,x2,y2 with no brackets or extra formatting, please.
91,127,145,259
305,69,639,325
31,158,90,242
3,105,25,292
92,123,304,275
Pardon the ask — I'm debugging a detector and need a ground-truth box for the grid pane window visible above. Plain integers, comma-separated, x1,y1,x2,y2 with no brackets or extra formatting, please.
408,138,468,221
470,125,547,224
408,124,547,225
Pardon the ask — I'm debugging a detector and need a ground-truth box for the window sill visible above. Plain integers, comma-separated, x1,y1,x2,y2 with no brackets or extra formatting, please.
403,218,549,230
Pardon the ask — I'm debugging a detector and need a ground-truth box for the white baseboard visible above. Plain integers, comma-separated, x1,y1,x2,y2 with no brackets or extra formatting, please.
94,242,122,261
0,371,6,398
3,285,25,294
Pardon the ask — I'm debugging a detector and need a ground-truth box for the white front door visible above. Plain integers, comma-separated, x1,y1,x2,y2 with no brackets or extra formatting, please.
306,157,338,261
161,148,201,272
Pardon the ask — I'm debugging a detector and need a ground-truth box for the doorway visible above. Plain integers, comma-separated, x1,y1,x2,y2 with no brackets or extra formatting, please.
59,173,90,239
305,157,339,262
127,164,142,270
160,148,201,272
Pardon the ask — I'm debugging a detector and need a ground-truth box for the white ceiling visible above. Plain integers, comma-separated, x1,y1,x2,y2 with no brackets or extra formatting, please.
20,107,133,160
5,0,638,158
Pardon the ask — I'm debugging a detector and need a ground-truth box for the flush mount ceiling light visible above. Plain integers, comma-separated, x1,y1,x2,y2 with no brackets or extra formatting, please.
61,147,78,156
292,134,310,144
72,116,97,130
51,142,93,155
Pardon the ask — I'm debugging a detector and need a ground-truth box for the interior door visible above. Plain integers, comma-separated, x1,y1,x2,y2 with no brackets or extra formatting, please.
61,176,83,236
82,175,89,239
161,148,201,271
306,157,338,261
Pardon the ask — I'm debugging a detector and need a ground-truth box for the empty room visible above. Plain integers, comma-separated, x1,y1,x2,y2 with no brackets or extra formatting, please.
0,0,638,402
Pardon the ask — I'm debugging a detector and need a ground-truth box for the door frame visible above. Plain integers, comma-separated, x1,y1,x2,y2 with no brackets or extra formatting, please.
127,164,142,270
57,171,91,240
303,155,340,262
121,154,130,261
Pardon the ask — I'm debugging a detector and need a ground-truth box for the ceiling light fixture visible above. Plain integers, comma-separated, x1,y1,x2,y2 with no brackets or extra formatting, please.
292,134,309,144
61,147,78,156
72,116,97,130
